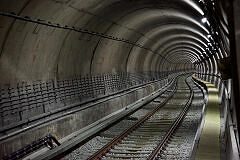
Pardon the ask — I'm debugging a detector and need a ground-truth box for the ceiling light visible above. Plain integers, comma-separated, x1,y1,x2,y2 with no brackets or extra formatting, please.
201,17,207,23
183,0,204,16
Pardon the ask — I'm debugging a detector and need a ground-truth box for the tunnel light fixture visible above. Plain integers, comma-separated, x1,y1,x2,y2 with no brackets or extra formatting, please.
207,35,211,38
211,0,215,5
201,17,207,23
206,20,210,26
183,0,204,16
200,51,206,56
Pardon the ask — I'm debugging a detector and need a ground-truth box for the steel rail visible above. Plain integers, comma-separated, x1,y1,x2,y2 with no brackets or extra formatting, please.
148,77,194,160
87,77,179,160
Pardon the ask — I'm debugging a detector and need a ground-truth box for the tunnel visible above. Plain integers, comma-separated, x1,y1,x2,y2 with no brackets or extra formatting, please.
0,0,240,159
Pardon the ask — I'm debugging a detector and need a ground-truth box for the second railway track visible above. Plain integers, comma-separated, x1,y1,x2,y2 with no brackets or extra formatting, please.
61,74,204,160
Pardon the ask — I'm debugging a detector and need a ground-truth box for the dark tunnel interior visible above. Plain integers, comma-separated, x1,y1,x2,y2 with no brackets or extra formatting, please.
0,0,240,159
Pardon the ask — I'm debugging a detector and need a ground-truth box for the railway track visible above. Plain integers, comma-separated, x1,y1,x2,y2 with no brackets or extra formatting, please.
61,75,204,160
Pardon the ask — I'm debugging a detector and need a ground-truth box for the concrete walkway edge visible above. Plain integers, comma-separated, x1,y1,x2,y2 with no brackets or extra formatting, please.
192,75,220,160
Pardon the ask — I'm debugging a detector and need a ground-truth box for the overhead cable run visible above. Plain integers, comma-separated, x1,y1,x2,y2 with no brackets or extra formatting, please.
0,11,175,63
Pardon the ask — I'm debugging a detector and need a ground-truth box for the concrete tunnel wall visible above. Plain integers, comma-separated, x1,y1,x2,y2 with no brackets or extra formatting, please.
0,0,213,86
0,0,228,157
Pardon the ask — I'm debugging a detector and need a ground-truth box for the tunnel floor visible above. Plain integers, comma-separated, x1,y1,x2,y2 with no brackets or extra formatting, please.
49,74,219,160
0,74,222,160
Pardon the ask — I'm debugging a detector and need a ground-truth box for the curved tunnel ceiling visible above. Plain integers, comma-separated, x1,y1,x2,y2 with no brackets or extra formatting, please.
0,0,228,85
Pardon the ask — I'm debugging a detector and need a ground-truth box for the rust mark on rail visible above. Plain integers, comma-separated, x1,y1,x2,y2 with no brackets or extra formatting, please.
33,55,37,63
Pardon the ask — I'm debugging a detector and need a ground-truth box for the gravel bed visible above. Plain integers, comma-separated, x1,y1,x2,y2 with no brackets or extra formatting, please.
62,76,204,160
61,95,167,160
158,78,204,160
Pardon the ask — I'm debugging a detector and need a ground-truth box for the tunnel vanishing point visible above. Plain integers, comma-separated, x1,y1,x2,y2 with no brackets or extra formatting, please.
0,0,240,160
